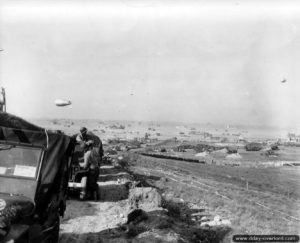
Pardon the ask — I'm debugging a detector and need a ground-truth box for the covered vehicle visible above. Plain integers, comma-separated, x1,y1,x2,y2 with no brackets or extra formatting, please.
0,112,75,243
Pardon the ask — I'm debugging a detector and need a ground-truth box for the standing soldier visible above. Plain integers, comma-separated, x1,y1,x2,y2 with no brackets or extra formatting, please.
76,127,103,159
77,127,103,200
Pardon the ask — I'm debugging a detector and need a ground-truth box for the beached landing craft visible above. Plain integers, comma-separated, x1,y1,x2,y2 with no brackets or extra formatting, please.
55,99,72,107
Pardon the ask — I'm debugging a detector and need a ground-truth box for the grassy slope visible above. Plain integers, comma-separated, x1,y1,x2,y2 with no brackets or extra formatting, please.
127,153,300,238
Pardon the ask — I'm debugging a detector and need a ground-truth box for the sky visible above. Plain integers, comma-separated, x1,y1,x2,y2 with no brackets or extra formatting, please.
0,0,300,129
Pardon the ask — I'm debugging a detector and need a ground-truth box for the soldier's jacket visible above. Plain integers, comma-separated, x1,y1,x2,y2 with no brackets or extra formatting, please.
81,148,101,170
76,131,103,158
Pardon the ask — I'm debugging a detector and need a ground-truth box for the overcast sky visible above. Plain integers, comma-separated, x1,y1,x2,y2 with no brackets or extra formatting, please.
0,0,299,129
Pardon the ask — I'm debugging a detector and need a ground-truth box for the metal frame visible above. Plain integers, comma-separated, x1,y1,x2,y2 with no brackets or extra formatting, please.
0,141,45,181
0,139,45,150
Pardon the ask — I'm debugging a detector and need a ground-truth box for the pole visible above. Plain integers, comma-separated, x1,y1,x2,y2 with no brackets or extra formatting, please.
0,87,5,112
3,88,6,112
0,50,5,112
0,88,4,112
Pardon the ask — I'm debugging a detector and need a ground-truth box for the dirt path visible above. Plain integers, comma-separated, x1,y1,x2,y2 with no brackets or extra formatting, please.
59,163,132,243
60,200,129,243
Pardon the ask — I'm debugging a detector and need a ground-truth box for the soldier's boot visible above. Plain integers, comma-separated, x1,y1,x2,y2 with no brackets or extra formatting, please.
79,191,86,200
93,190,99,201
80,176,88,200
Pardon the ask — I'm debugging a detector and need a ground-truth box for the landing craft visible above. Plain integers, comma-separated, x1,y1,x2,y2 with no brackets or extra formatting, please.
55,99,72,107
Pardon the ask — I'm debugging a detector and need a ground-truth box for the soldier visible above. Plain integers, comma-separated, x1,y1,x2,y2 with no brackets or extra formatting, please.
77,127,103,200
76,127,103,159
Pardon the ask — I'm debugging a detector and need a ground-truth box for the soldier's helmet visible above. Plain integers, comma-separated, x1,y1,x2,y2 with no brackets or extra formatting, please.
80,127,88,135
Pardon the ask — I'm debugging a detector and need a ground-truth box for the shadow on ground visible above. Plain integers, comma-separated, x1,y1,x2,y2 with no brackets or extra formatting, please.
60,211,231,243
60,202,231,243
129,172,162,188
61,200,101,222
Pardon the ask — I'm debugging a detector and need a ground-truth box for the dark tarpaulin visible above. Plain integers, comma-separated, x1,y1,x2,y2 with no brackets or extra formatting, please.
0,112,71,185
0,112,43,131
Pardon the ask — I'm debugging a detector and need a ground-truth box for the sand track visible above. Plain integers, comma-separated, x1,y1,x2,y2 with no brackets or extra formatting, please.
60,200,129,243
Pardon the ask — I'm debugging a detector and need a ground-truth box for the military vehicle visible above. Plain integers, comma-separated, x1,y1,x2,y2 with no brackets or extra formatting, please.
0,112,75,243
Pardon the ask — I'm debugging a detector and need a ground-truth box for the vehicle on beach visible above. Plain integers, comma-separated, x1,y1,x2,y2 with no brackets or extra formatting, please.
0,112,75,243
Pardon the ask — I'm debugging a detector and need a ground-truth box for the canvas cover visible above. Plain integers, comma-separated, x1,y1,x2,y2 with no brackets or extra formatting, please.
0,112,72,190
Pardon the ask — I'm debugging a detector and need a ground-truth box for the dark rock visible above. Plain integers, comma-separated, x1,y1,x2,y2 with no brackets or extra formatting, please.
226,146,238,154
127,209,148,225
245,142,263,151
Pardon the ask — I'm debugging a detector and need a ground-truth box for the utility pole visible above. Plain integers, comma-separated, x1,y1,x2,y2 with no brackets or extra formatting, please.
0,49,6,112
0,87,6,112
